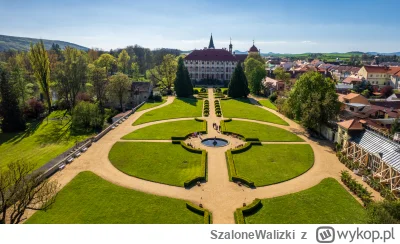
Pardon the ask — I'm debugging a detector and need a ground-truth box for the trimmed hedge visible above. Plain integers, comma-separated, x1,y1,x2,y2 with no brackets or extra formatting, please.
186,202,212,224
245,138,260,142
172,140,181,144
171,136,187,140
180,141,203,154
231,142,253,154
225,143,255,187
183,150,208,187
250,141,262,145
235,199,262,224
232,176,255,187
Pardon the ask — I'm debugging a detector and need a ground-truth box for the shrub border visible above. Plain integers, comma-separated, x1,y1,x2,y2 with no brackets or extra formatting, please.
234,198,262,224
186,202,212,224
182,141,208,187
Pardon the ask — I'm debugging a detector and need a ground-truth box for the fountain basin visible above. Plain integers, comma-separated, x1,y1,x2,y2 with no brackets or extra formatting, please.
201,138,229,147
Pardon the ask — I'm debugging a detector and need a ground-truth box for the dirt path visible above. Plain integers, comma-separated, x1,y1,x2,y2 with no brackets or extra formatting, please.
24,90,382,223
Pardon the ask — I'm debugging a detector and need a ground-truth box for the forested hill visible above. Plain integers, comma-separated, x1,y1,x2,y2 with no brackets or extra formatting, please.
0,34,89,51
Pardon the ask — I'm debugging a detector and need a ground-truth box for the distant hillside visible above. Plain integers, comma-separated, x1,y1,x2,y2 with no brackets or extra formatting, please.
0,34,89,51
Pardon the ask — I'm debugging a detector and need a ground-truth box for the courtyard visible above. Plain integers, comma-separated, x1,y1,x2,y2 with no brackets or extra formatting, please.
25,88,379,224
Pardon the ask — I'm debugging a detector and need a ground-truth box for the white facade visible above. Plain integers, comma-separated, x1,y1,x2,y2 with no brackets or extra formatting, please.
184,59,238,81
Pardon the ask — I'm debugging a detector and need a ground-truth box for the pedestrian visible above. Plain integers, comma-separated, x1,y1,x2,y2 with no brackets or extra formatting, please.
218,125,221,131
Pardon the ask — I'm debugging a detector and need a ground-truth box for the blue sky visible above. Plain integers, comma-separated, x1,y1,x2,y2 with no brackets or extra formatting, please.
0,0,399,53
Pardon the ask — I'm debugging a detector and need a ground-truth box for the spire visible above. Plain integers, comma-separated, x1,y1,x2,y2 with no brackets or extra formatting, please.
229,37,232,54
208,33,215,49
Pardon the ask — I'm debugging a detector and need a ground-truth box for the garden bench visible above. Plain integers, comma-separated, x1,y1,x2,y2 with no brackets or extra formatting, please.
58,163,66,170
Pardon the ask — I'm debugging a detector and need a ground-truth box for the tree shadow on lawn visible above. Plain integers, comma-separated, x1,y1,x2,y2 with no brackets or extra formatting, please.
0,120,41,146
176,97,200,107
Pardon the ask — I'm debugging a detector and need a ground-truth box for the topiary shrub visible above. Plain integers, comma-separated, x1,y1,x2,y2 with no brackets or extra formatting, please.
193,89,199,94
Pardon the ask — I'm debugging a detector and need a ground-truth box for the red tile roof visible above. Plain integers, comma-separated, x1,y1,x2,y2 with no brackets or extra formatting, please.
342,76,362,84
185,49,238,62
363,65,390,73
387,67,400,76
337,119,364,130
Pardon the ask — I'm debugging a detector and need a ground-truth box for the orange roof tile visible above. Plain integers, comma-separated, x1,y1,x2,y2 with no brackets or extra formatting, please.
337,119,364,130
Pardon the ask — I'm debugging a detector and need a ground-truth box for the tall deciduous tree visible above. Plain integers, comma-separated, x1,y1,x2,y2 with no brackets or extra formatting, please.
146,54,177,94
95,53,116,76
228,63,250,98
131,62,140,81
0,66,26,132
117,50,131,74
29,40,52,114
244,58,266,95
108,72,131,111
0,160,59,224
286,71,340,133
88,64,108,112
55,47,88,109
7,54,28,105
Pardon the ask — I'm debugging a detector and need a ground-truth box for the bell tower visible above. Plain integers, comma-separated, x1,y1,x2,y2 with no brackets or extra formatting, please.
229,37,232,54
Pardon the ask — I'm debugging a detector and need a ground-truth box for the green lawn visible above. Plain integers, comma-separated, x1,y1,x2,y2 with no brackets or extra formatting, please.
233,144,314,186
258,99,277,111
220,98,288,125
136,97,167,112
244,178,367,224
133,98,203,125
225,120,303,142
109,142,203,186
0,111,91,170
25,171,204,224
123,119,203,140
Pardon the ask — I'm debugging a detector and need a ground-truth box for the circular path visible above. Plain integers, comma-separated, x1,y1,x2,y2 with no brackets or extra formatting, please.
26,88,382,223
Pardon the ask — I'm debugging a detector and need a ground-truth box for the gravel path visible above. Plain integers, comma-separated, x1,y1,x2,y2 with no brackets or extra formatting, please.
24,89,382,224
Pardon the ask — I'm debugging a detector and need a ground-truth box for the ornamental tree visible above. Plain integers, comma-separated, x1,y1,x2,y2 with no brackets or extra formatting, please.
228,63,250,98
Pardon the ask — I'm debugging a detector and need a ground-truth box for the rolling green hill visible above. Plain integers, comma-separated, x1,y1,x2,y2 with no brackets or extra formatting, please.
0,34,89,51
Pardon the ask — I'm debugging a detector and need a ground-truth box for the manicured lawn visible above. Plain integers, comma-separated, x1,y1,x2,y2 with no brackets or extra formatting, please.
233,144,314,186
0,111,91,170
244,178,368,224
25,172,204,224
123,119,203,140
109,142,203,186
220,98,288,125
133,98,202,125
136,97,167,112
225,120,303,142
258,99,277,111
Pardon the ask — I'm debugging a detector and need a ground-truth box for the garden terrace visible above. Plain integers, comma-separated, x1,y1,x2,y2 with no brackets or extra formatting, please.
25,172,207,224
230,144,314,186
133,98,203,125
242,178,368,224
223,120,303,142
109,142,206,187
122,119,205,140
220,98,288,125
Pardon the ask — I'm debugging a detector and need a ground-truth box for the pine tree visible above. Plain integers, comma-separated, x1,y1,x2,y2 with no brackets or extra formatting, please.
228,63,250,98
0,66,26,132
174,57,191,97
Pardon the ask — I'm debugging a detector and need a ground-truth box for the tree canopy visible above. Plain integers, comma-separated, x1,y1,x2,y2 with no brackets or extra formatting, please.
244,58,266,95
286,71,340,133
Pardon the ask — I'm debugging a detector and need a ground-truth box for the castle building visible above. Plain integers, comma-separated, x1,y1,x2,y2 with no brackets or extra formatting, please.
184,34,259,82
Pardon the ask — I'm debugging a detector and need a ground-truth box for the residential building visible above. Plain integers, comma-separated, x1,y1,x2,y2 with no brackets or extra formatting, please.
262,77,285,96
129,81,153,107
358,66,392,87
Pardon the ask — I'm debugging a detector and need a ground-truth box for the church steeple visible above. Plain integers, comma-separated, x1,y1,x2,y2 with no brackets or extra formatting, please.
208,33,215,49
229,37,232,54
